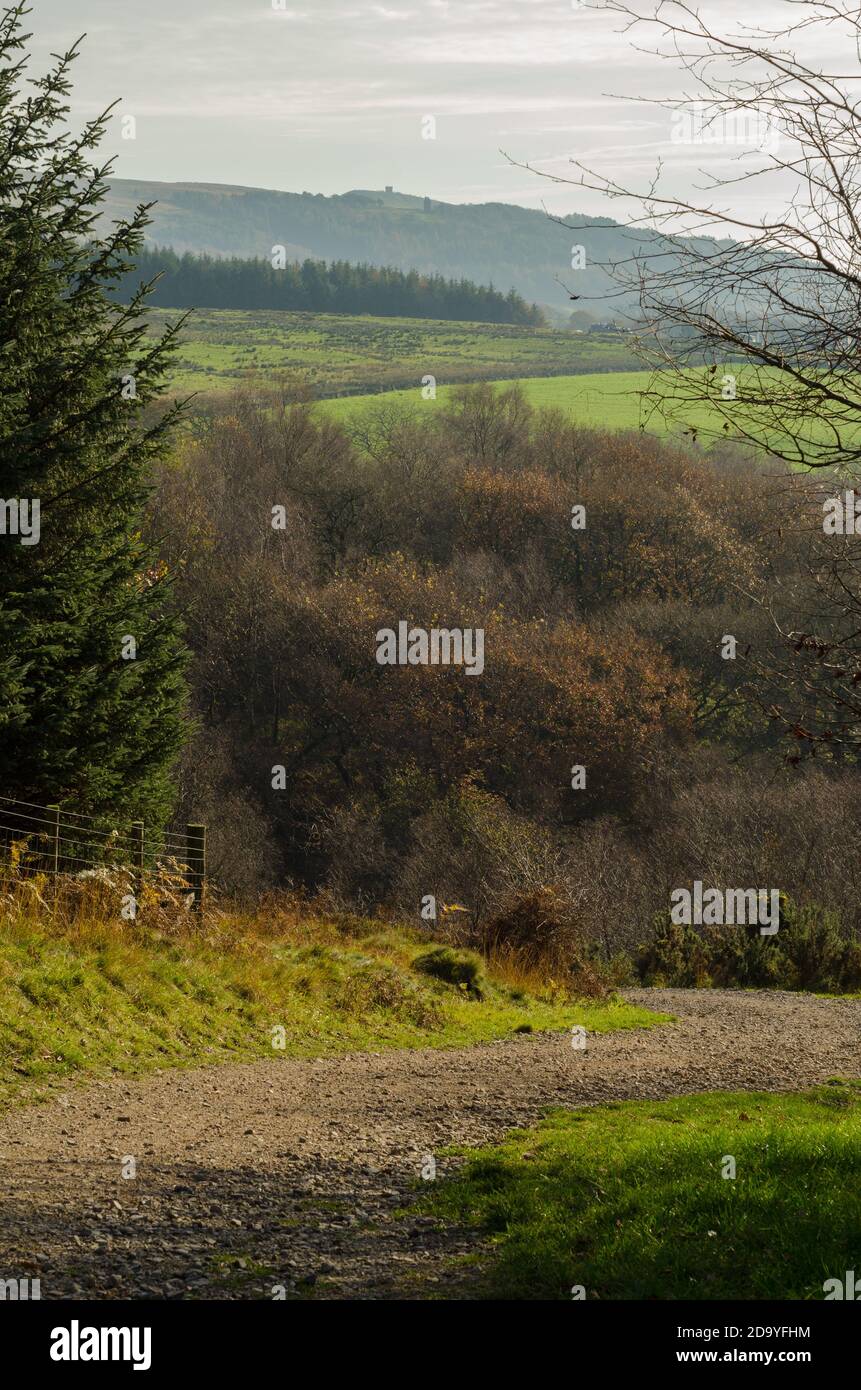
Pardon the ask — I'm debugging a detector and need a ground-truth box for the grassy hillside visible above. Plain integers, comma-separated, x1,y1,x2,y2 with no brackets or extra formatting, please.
149,307,640,399
417,1083,861,1299
0,897,665,1109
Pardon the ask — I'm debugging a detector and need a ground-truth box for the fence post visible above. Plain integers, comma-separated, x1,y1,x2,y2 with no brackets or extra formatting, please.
131,821,144,910
46,805,60,877
186,823,206,914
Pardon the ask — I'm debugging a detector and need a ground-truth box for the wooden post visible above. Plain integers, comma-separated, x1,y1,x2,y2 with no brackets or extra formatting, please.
46,805,60,877
131,821,144,909
186,823,206,914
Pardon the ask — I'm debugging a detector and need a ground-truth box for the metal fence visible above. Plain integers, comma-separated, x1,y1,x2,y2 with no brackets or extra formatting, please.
0,795,206,912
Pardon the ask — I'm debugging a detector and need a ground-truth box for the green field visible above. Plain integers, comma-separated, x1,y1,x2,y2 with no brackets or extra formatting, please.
417,1082,861,1300
147,304,746,446
320,366,856,463
150,307,641,399
152,306,844,459
319,370,662,432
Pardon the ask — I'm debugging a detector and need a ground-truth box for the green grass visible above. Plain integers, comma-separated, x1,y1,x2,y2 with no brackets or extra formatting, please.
319,370,660,433
147,307,640,399
416,1083,861,1299
0,906,665,1108
324,368,861,467
320,364,801,441
149,305,850,460
321,365,859,463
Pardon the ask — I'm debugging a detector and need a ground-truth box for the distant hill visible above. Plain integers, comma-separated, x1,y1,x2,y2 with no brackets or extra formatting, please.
100,180,707,314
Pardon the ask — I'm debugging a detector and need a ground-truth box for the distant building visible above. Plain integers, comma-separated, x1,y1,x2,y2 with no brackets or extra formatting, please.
385,185,393,193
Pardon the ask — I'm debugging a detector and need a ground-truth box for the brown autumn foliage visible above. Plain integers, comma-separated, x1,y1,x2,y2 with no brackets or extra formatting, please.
146,384,860,973
272,554,690,825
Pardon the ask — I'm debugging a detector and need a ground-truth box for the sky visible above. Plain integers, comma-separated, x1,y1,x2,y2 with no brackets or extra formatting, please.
23,0,843,220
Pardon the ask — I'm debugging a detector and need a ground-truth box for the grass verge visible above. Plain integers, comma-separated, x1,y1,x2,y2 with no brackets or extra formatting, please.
0,902,666,1108
415,1083,861,1299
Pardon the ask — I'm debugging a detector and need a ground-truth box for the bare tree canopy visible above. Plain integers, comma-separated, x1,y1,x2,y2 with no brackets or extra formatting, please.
518,0,861,470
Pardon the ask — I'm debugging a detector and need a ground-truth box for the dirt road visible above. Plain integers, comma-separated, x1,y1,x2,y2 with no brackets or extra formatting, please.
1,988,859,1299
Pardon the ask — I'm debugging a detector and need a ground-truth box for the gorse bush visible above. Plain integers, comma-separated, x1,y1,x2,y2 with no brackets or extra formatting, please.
483,889,608,998
638,897,861,993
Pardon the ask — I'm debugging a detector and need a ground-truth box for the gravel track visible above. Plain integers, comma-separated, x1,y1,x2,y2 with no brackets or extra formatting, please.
1,988,859,1300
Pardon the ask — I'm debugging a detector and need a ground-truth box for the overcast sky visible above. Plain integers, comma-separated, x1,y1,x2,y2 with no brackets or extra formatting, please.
24,0,841,219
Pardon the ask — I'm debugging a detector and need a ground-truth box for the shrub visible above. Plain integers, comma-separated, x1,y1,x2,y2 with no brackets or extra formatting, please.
393,782,559,929
412,946,486,998
482,887,608,997
637,898,861,993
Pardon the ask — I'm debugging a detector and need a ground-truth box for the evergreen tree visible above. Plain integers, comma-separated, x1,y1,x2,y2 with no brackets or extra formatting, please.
117,247,546,324
0,7,188,825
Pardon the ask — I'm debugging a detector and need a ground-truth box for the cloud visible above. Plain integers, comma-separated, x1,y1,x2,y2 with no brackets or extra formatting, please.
23,0,845,217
